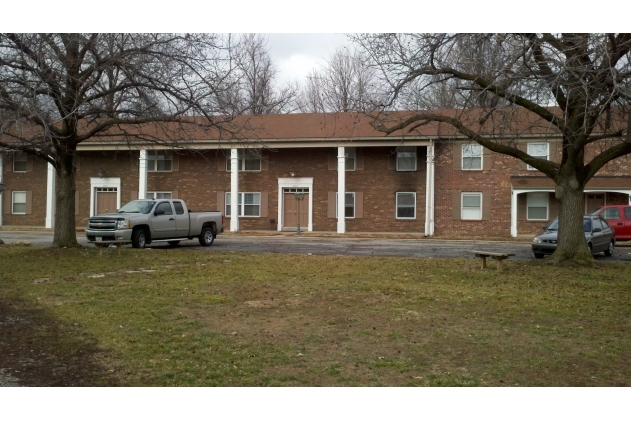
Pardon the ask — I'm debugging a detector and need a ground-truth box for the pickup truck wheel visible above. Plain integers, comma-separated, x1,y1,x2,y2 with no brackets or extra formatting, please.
132,229,147,249
199,227,215,247
534,252,545,259
168,241,180,247
604,240,614,257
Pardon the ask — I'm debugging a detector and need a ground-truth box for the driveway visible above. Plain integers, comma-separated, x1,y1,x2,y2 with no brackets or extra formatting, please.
1,230,630,261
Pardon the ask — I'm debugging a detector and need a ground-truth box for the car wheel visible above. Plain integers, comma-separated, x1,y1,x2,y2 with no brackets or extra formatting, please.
168,241,180,247
132,229,147,249
198,226,215,247
587,243,592,255
534,253,545,259
604,240,614,257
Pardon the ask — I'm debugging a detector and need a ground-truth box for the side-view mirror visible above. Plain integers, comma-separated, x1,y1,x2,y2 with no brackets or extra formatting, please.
154,209,165,216
542,225,548,231
593,227,602,233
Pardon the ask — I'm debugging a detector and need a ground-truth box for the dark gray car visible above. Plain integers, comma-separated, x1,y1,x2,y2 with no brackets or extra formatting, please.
532,215,615,258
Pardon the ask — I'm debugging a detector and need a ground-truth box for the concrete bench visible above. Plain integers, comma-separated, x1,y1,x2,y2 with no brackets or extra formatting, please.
470,250,515,272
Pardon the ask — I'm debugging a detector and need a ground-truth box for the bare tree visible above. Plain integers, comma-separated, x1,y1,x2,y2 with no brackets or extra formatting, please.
229,34,296,114
0,33,242,247
298,47,381,113
356,33,631,263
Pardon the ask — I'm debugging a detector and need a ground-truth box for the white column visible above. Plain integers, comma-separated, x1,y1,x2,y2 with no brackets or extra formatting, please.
138,150,148,200
230,148,239,232
45,162,56,228
510,189,518,237
337,146,346,234
425,141,435,236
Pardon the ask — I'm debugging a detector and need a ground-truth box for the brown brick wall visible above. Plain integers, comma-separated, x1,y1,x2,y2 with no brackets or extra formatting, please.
2,153,47,226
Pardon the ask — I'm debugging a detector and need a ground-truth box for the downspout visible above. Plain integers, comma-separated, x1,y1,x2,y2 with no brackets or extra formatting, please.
424,140,435,236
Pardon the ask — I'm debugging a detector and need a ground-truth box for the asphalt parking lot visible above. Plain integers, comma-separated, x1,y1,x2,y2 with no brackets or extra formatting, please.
1,230,630,261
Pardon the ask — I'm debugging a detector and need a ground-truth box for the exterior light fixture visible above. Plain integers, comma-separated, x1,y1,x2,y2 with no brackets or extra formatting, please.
97,168,104,178
289,166,296,177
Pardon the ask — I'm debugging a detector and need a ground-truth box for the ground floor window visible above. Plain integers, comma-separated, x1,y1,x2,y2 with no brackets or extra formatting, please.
461,192,482,220
226,192,261,217
146,192,172,199
12,191,26,214
527,192,548,220
396,192,416,219
336,192,355,218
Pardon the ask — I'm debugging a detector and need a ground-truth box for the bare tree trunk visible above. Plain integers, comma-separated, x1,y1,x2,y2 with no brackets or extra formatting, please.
52,162,78,248
551,176,591,262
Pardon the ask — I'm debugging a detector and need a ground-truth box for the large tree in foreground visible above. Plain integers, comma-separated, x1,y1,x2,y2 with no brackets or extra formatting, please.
356,33,631,263
0,33,241,247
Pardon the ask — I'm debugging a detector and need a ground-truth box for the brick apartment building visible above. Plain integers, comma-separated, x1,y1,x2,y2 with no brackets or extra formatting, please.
1,112,631,238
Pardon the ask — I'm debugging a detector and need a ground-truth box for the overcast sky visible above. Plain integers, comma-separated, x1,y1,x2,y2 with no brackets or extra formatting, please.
266,34,353,86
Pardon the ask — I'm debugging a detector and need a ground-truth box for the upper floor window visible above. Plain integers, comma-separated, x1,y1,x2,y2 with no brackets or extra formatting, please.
345,148,356,171
527,142,549,171
396,147,417,171
226,149,261,172
147,151,172,172
13,152,27,172
462,144,482,170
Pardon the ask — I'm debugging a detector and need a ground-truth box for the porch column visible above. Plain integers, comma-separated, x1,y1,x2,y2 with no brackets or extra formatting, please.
337,146,346,234
138,150,148,200
510,189,518,237
424,141,435,236
230,148,239,232
45,162,56,228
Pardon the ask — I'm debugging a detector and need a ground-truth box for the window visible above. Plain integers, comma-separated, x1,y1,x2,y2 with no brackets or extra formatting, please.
226,149,261,172
602,208,620,220
461,193,482,220
592,218,603,231
147,151,172,172
462,144,482,170
396,192,416,219
13,152,27,172
146,192,172,200
527,192,548,220
335,192,355,218
173,201,185,215
12,191,26,214
527,143,548,171
345,148,356,171
225,192,261,217
396,147,417,171
625,208,631,219
155,201,173,215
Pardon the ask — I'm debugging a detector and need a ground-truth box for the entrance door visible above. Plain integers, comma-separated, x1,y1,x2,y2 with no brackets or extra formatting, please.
283,188,309,229
585,194,605,214
96,188,118,215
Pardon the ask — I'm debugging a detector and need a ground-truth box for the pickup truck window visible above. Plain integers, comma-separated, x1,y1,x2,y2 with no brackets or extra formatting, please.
156,202,174,215
117,200,156,214
173,201,185,215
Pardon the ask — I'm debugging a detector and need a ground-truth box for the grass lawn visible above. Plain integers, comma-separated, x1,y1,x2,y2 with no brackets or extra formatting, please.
1,245,630,386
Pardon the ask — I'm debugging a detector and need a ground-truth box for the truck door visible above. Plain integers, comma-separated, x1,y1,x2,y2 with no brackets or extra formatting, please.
623,207,631,240
172,201,189,237
153,201,176,238
601,207,623,240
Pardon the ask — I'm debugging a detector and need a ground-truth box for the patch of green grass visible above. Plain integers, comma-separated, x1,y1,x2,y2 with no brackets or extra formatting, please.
1,246,631,386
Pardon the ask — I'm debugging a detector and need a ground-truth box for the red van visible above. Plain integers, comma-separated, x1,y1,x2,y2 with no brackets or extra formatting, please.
590,205,631,241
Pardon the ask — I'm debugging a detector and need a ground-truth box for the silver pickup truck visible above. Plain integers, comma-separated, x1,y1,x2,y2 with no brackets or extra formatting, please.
86,199,223,248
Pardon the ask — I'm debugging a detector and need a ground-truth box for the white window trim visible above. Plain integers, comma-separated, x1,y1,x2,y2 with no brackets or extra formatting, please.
147,150,173,172
527,142,549,171
13,152,27,172
526,192,549,221
396,192,416,220
461,192,483,220
461,144,482,171
225,192,261,217
12,191,27,214
396,147,417,172
226,150,262,172
335,192,356,219
345,148,356,171
146,191,172,200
